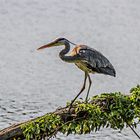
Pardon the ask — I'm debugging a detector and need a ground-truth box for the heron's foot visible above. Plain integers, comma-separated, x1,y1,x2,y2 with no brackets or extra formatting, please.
85,100,88,103
85,98,90,103
67,100,76,114
68,104,72,114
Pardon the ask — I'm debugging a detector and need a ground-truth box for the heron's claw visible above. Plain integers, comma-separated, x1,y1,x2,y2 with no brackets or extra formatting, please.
85,98,90,103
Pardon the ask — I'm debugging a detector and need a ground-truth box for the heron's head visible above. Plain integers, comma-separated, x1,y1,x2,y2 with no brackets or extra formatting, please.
37,37,75,50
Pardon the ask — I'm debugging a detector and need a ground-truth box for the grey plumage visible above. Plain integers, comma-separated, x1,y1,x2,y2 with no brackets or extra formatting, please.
77,45,116,77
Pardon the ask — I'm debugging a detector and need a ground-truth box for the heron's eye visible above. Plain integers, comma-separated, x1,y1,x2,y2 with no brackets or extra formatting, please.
79,49,86,53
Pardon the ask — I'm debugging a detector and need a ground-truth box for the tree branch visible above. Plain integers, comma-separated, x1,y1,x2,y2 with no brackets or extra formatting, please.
0,85,139,140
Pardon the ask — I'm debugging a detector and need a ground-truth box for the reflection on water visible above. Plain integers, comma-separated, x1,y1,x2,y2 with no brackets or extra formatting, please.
0,0,140,139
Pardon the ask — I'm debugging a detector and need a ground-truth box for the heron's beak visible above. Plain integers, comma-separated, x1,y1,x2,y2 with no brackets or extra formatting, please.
37,41,61,50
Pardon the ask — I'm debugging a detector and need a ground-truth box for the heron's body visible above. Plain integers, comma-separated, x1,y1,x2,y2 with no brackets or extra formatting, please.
67,45,115,76
37,38,116,111
69,45,96,73
75,61,95,74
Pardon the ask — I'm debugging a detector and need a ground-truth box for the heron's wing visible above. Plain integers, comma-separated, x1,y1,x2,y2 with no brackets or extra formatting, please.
77,45,116,76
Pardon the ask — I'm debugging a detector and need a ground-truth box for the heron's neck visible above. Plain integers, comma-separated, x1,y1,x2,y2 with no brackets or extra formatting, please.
59,41,71,61
59,41,79,63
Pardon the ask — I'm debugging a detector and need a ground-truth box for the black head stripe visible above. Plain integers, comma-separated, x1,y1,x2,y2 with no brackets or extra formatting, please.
55,37,76,45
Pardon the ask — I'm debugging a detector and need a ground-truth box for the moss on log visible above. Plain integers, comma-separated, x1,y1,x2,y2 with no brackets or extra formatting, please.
0,85,139,140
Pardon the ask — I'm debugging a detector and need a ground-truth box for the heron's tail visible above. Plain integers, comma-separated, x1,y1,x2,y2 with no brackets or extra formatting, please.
99,67,116,77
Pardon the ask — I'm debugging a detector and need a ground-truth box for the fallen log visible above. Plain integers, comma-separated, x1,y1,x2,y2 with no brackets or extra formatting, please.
0,85,139,140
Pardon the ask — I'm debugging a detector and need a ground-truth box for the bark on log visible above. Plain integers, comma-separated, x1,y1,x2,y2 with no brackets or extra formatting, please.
0,107,71,140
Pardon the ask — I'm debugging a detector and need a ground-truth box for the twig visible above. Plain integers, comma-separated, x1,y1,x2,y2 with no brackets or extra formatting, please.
48,116,86,139
127,123,140,139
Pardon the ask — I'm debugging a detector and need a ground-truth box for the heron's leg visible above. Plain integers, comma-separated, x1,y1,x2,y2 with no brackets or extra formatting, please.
68,72,88,112
85,74,92,102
